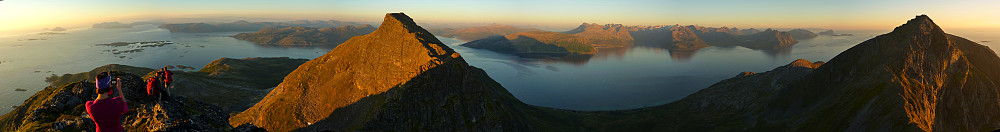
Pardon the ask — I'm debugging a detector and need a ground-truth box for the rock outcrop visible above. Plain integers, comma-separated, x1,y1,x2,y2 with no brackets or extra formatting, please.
230,13,539,131
232,25,376,46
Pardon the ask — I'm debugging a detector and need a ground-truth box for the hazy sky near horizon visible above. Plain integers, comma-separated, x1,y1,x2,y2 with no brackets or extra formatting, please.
1,0,998,32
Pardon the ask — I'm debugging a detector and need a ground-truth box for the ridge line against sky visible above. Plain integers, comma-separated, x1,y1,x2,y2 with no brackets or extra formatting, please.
1,0,998,32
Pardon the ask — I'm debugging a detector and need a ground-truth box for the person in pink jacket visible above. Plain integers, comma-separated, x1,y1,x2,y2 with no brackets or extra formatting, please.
85,72,128,132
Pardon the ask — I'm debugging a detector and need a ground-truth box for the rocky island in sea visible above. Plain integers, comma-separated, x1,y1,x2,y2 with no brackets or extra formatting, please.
231,25,376,46
158,20,365,33
430,25,541,41
818,29,855,36
91,22,134,29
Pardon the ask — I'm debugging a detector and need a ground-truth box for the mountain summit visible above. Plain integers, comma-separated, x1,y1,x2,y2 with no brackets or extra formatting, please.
760,14,1000,132
229,13,536,131
533,15,1000,132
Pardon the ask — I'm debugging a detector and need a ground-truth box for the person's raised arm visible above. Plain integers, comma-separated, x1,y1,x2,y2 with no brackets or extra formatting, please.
117,78,128,114
116,78,126,103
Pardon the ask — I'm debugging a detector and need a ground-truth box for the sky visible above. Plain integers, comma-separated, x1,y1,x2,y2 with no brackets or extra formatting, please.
1,0,998,33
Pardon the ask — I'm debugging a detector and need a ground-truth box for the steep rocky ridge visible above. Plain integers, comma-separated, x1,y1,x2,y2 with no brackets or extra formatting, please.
229,13,542,131
761,15,1000,131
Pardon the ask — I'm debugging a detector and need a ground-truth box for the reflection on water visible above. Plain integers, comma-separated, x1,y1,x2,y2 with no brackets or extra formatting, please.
0,25,331,113
761,47,793,58
666,49,699,61
440,34,879,111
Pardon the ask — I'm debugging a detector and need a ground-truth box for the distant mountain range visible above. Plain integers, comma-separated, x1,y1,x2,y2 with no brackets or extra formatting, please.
231,25,376,46
4,13,997,132
158,20,366,33
460,23,818,57
430,25,541,41
818,29,855,36
228,14,1000,131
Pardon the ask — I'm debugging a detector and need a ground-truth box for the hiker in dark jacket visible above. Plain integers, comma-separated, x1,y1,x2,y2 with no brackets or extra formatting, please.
86,72,128,132
154,67,174,100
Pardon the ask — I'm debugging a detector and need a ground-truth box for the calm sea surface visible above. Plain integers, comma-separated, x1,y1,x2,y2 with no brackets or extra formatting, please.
1,25,997,113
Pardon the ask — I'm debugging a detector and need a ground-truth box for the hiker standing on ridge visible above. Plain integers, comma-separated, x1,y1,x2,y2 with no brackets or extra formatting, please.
86,72,128,132
160,67,173,96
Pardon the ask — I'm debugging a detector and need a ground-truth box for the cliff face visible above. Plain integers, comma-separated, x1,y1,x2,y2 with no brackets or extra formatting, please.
229,13,537,131
231,25,376,46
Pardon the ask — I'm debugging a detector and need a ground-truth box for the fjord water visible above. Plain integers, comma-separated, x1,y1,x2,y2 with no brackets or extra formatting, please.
440,34,886,110
1,26,997,113
0,25,331,113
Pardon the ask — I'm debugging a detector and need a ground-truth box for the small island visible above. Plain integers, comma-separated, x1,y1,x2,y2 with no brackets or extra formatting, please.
50,27,66,31
817,29,854,36
231,25,376,46
92,21,134,29
159,20,365,33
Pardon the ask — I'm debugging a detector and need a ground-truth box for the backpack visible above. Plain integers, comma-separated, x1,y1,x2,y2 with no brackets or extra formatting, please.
163,70,173,84
146,77,160,96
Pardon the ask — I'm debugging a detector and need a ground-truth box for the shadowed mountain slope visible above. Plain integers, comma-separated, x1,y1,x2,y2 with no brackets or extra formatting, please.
229,13,544,131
